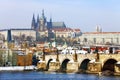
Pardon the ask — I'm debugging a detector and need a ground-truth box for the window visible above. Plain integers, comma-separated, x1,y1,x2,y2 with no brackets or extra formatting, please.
93,38,96,44
102,38,105,44
84,38,87,42
117,38,119,44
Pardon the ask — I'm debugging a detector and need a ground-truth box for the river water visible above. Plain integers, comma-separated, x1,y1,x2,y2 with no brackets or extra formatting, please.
0,71,120,80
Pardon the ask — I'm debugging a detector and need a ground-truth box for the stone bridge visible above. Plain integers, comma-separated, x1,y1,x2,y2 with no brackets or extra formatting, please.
37,53,120,74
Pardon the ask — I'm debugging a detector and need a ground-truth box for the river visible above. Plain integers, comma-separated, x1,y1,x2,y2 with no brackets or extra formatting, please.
0,71,120,80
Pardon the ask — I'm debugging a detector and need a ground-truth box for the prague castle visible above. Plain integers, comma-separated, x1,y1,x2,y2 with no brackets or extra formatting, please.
31,10,81,40
1,10,120,47
31,10,66,31
0,10,81,47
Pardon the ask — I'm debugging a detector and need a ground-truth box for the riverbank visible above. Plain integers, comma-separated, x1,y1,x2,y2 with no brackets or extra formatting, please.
0,66,36,71
0,66,120,77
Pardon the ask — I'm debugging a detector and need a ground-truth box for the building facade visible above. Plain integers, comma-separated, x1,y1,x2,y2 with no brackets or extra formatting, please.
80,31,120,45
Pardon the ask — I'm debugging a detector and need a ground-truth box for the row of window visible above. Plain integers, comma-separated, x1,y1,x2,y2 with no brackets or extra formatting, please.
83,38,119,44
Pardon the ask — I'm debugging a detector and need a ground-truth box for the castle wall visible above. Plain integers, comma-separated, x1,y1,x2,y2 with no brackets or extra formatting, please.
0,29,36,41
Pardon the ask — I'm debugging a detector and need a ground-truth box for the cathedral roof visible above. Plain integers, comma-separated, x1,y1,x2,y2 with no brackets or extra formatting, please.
52,22,66,28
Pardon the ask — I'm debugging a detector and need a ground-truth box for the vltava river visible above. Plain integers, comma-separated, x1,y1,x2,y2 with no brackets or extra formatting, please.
0,71,120,80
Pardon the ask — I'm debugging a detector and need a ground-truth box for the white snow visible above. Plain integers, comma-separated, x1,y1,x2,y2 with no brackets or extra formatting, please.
51,59,56,62
89,59,96,63
0,66,35,71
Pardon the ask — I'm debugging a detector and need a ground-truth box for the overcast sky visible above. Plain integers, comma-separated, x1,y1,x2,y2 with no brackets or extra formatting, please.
0,0,120,32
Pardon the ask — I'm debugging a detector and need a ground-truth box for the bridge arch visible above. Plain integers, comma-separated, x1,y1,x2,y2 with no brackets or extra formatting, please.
79,59,90,71
60,59,70,71
46,59,53,70
102,58,117,72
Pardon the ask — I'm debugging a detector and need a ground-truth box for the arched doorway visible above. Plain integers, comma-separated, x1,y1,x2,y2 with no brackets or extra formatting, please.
46,59,53,70
79,59,90,70
102,59,117,72
60,59,70,72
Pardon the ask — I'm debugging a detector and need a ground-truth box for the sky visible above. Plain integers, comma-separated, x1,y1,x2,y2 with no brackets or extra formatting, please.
0,0,120,32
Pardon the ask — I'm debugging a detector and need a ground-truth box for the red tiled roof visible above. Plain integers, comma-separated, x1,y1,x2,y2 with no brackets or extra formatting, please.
73,29,81,32
52,28,80,32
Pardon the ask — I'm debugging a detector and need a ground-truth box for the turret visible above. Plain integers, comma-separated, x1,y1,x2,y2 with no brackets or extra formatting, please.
96,25,102,32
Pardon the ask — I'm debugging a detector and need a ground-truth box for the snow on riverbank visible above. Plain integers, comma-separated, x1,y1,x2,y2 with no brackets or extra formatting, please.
0,66,36,71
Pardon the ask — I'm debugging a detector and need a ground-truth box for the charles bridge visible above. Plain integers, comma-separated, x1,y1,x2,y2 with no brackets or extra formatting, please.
1,49,120,75
37,53,120,74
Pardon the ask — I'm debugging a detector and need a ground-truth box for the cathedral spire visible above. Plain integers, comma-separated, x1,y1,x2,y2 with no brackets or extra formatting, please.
37,14,39,23
49,16,52,29
42,9,44,17
32,14,35,22
31,14,36,30
36,14,40,30
50,16,52,22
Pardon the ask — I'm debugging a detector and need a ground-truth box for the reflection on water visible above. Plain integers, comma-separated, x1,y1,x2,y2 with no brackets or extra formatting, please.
0,71,120,80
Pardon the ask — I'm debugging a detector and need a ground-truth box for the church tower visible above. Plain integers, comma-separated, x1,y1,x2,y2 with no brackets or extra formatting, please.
49,17,52,29
31,14,36,30
36,14,40,31
47,17,52,30
39,10,47,31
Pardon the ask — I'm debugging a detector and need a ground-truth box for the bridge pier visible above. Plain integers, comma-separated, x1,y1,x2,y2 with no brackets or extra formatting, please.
48,61,60,71
66,52,78,72
37,61,46,70
87,62,102,73
115,63,120,73
36,49,47,71
67,62,79,73
48,50,60,71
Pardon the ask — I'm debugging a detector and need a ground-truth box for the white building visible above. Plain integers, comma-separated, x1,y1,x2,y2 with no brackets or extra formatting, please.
0,29,36,41
80,32,120,45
